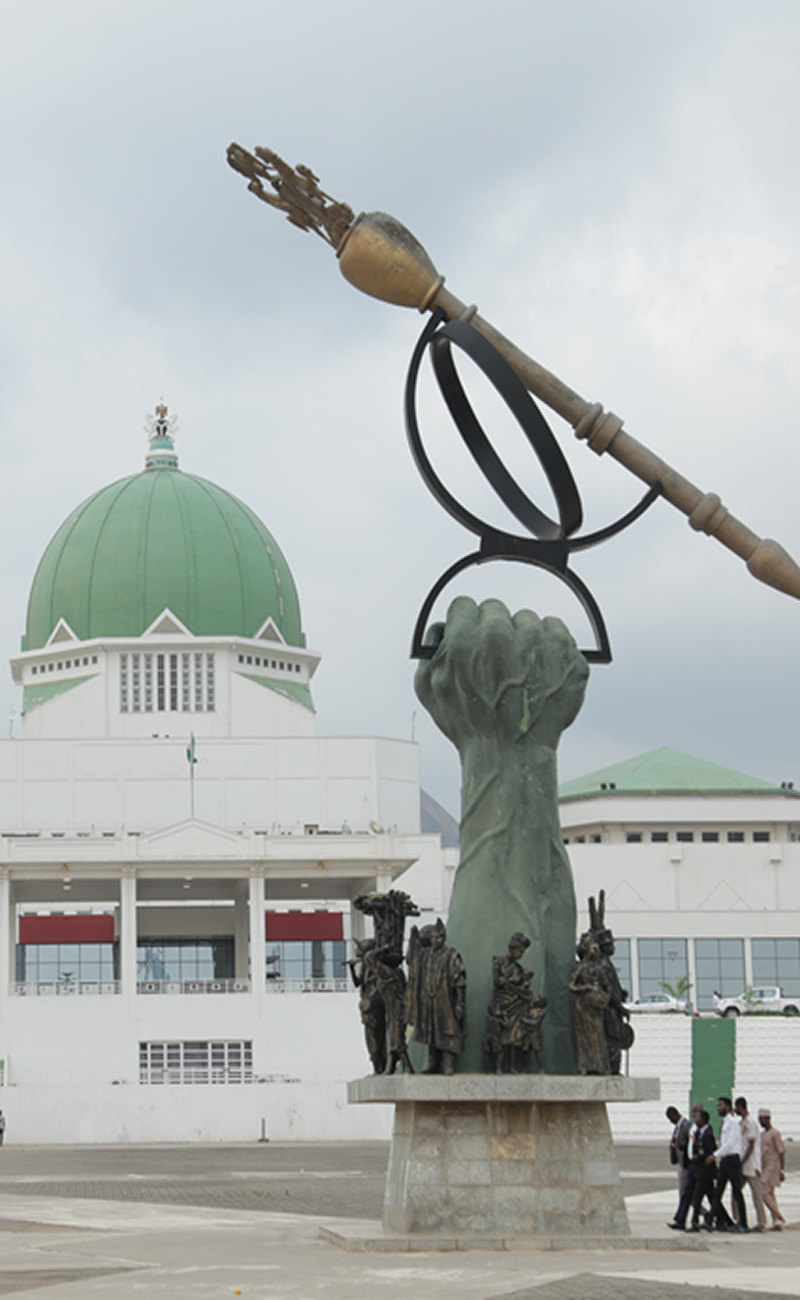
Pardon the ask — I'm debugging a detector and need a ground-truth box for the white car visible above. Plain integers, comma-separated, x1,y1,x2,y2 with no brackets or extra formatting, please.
715,986,800,1017
624,993,689,1013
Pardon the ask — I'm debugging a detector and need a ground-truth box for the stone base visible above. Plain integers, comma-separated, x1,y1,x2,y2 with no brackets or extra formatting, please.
348,1075,659,1240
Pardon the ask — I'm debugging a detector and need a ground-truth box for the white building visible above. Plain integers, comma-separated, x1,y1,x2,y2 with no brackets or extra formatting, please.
561,746,800,1012
0,409,450,1144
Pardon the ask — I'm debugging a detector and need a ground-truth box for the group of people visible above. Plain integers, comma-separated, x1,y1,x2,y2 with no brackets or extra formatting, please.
667,1097,786,1232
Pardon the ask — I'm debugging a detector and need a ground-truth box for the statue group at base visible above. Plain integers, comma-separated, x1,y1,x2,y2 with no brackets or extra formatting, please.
406,919,466,1076
350,893,468,1076
483,932,547,1074
570,891,634,1076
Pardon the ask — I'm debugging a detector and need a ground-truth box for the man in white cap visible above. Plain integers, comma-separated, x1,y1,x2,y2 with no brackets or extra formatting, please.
759,1109,787,1230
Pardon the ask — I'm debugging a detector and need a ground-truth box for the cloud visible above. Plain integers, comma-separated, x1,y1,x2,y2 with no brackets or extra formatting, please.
1,0,798,816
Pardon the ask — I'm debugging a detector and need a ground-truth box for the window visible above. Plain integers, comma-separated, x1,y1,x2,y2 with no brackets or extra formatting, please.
266,940,347,982
17,942,117,984
157,654,165,711
206,654,215,712
120,654,128,712
752,938,800,996
651,832,668,843
137,938,234,981
131,653,141,712
694,938,745,1010
638,938,688,998
181,654,190,711
612,938,632,999
727,831,745,843
139,1040,253,1085
144,653,153,712
31,666,37,675
194,653,203,711
701,831,719,843
753,831,771,843
676,832,694,843
626,833,642,843
169,654,178,711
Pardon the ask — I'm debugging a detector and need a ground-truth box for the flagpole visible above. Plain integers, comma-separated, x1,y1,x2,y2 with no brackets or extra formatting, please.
187,732,197,819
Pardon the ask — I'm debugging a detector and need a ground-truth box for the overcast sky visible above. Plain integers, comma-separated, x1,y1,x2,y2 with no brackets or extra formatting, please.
1,0,799,817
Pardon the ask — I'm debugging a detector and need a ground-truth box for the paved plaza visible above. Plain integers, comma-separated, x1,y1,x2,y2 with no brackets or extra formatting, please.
0,1140,796,1298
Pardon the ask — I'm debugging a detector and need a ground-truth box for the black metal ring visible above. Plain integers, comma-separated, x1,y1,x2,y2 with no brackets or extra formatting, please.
430,320,583,540
405,312,582,542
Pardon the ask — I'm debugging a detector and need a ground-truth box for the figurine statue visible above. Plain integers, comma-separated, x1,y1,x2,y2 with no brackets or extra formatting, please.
569,931,611,1075
483,932,547,1074
406,919,466,1075
347,938,386,1075
353,890,420,1075
588,890,634,1073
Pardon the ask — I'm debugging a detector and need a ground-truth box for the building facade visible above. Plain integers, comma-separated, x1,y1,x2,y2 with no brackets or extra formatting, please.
1,410,449,1144
561,746,800,1013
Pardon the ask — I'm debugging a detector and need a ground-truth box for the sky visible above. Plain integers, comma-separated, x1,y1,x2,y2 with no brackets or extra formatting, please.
1,0,799,818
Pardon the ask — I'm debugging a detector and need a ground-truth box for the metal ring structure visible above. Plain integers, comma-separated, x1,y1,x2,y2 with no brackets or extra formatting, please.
405,311,664,663
405,312,583,543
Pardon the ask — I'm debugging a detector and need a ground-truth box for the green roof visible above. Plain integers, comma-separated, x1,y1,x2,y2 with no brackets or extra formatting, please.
558,747,793,801
25,441,304,650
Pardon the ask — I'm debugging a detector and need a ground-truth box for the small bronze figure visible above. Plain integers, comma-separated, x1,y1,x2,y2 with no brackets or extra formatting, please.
569,931,611,1075
483,932,547,1074
406,919,466,1075
347,938,386,1075
353,890,420,1075
588,890,634,1073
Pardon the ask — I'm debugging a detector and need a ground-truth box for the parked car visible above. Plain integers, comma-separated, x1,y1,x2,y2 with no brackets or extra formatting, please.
624,993,689,1013
715,986,800,1017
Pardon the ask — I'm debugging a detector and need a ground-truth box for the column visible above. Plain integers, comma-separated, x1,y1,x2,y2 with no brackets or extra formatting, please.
119,867,138,1002
0,871,10,1001
249,872,266,1012
233,881,250,981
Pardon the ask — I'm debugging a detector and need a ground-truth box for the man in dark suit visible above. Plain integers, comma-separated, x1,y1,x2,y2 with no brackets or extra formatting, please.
669,1103,717,1230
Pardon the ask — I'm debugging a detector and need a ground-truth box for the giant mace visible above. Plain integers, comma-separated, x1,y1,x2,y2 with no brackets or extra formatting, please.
227,141,800,641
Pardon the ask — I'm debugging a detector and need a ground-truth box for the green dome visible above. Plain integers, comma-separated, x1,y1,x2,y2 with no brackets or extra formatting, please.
25,433,304,651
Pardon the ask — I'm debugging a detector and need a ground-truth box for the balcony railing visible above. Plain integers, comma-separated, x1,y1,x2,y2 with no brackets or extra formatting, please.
14,980,120,996
265,977,350,994
137,978,251,995
14,976,349,996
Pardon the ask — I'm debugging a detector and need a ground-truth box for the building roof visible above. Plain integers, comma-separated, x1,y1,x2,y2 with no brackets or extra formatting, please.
24,418,304,650
558,746,794,801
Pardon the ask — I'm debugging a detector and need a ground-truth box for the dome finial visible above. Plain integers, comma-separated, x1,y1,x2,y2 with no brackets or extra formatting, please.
144,401,179,470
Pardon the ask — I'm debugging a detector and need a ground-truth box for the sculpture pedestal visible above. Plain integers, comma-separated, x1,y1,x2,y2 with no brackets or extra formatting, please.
348,1074,659,1240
